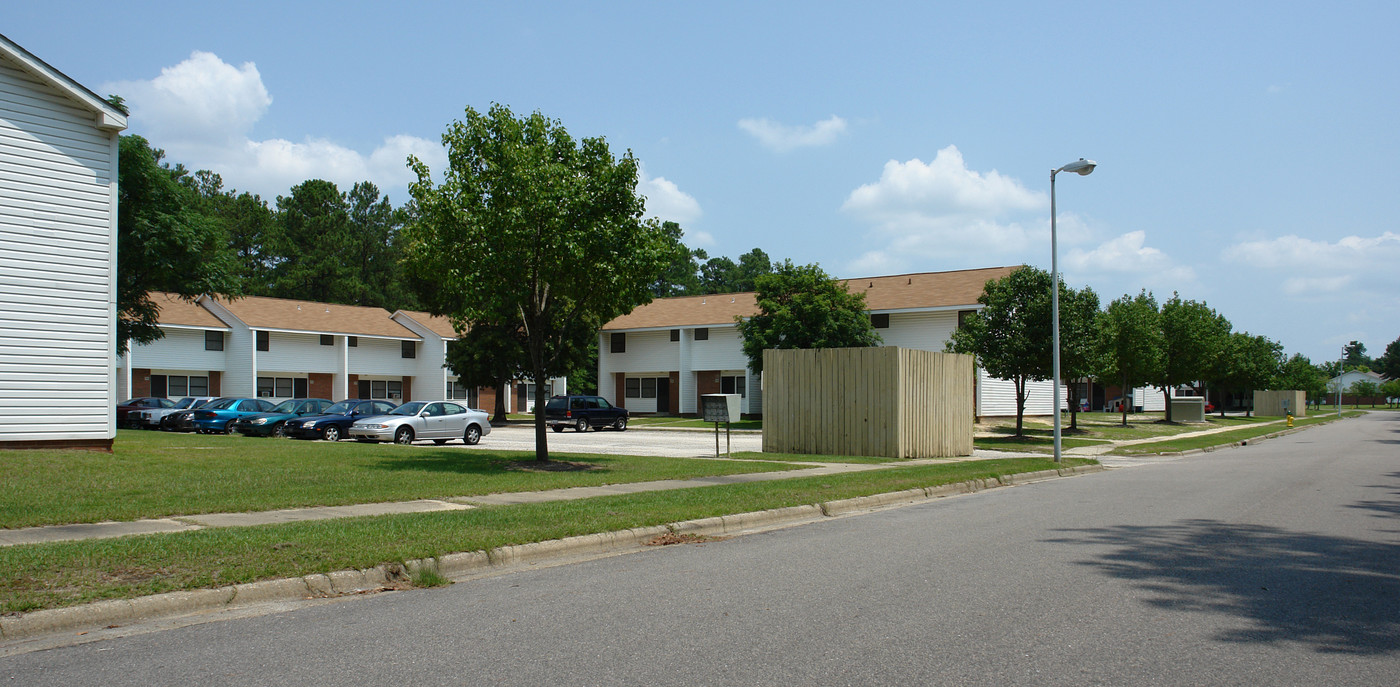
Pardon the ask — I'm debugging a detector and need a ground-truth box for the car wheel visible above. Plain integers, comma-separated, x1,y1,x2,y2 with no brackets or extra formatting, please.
551,425,564,433
225,420,237,434
272,422,288,438
322,425,341,442
394,426,415,445
614,417,627,431
575,418,588,432
464,425,482,445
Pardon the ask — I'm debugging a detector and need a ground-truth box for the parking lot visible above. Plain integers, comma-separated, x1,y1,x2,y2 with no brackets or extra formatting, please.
471,424,762,458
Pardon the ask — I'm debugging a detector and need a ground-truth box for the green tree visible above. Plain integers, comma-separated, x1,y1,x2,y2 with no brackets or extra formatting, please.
736,261,881,375
698,248,775,294
1096,291,1164,427
269,179,356,303
345,181,414,309
1343,340,1371,370
1375,336,1400,380
949,267,1054,437
1276,353,1328,402
404,104,671,461
1057,282,1101,431
1348,379,1380,408
650,221,706,297
1210,333,1283,417
444,322,528,424
1380,378,1400,407
1156,294,1232,422
115,135,240,355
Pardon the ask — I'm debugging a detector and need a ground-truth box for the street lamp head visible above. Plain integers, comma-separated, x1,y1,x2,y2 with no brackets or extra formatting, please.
1057,158,1097,176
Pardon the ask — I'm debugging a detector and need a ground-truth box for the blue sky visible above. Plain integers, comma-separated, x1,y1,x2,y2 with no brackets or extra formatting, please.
5,2,1397,364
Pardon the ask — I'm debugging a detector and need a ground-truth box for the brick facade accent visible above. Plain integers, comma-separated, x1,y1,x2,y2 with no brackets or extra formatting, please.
347,374,360,398
614,373,626,410
695,370,721,410
132,369,151,397
308,373,332,399
402,377,413,402
668,371,680,414
209,371,221,396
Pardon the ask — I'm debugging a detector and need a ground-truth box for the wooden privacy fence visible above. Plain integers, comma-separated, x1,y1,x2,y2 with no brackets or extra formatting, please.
762,347,973,459
1253,390,1306,417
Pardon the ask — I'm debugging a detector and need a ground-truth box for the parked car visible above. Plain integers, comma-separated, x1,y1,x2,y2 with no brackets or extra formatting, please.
1205,402,1216,413
349,401,491,445
130,396,216,430
544,395,629,432
231,398,335,437
116,397,176,428
286,399,399,442
178,397,275,434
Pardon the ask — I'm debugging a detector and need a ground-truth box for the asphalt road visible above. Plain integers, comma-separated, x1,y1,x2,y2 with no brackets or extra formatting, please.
6,413,1398,685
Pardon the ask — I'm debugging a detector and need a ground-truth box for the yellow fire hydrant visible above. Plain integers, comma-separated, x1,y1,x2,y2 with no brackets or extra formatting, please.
1286,413,1294,428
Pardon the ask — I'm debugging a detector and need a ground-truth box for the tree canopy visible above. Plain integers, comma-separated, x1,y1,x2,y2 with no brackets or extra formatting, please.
948,267,1054,437
403,103,672,461
1375,336,1400,380
1056,282,1101,430
735,261,880,375
1156,293,1231,422
1096,291,1164,426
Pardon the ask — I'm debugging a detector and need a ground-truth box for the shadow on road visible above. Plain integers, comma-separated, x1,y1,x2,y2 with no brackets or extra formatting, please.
1048,519,1400,655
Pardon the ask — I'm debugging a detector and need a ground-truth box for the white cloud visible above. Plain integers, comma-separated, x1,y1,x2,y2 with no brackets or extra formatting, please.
1065,231,1196,283
637,166,703,225
738,115,847,152
103,51,439,200
1222,232,1400,297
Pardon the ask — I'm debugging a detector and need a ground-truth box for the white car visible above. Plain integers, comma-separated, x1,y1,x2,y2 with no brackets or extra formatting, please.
349,401,491,445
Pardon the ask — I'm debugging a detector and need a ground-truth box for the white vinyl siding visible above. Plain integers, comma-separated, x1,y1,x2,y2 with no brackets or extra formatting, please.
689,326,748,372
258,331,341,373
122,328,228,372
607,330,674,372
348,337,418,376
874,311,958,350
0,58,119,442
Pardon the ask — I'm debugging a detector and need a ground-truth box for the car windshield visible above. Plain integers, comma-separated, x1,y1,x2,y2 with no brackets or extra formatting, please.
206,399,237,410
323,400,356,415
174,398,197,409
389,402,426,416
270,400,300,413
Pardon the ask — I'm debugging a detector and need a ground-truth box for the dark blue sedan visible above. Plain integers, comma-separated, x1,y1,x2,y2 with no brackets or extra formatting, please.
285,399,398,442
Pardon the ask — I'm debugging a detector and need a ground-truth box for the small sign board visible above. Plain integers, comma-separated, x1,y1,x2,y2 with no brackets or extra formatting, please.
701,394,740,423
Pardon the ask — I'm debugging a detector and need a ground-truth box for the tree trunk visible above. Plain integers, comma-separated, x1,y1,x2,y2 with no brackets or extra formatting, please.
1066,379,1080,431
1014,376,1027,438
1120,374,1129,427
492,379,508,425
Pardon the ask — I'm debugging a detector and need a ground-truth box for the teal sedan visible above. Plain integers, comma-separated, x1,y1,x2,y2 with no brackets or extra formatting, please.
231,398,334,437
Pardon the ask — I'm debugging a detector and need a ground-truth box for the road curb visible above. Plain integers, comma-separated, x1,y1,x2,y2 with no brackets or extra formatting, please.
1,464,1104,643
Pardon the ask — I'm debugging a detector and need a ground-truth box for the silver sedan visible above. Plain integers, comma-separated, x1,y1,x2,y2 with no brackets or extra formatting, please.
349,401,491,445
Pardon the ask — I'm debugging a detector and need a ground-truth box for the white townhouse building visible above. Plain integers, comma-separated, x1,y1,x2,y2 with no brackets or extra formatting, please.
0,34,127,450
118,293,470,405
599,266,1065,418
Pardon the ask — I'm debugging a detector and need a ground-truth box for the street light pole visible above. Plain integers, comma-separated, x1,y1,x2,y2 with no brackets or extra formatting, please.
1050,158,1096,463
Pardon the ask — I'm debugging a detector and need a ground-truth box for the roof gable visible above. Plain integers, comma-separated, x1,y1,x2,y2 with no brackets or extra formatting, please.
0,33,126,131
198,295,421,340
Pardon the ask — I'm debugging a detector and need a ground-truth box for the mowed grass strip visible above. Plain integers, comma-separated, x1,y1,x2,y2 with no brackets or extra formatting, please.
1112,412,1363,454
0,456,1094,613
985,412,1271,442
0,431,800,529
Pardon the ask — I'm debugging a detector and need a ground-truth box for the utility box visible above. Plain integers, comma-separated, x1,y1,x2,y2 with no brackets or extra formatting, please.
1254,390,1306,417
1170,396,1206,423
701,394,741,423
762,347,973,459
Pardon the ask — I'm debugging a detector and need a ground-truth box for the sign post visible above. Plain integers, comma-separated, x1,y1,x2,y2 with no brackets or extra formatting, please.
701,394,741,458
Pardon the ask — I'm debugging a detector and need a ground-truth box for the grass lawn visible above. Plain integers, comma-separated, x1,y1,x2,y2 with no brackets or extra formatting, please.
1111,411,1364,454
974,436,1111,453
0,456,1095,613
0,430,802,529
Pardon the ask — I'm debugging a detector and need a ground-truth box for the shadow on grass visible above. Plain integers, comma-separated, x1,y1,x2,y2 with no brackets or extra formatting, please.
1048,518,1400,655
365,449,617,475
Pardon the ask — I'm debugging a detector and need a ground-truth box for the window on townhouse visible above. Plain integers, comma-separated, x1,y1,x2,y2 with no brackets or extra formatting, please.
205,330,224,351
256,331,269,351
188,375,209,396
641,378,656,399
447,380,474,401
721,375,746,397
625,377,641,398
320,334,333,346
401,340,416,358
670,329,680,342
610,332,626,353
870,313,890,329
694,328,709,341
348,336,358,347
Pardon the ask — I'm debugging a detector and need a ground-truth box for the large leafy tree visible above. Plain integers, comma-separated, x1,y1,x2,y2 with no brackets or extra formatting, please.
1209,332,1283,417
1348,379,1380,408
948,267,1054,437
115,135,240,355
1156,294,1232,422
1375,336,1400,380
650,221,706,297
1380,379,1400,407
735,261,881,375
444,322,528,424
404,104,672,461
269,180,357,303
1343,340,1371,370
1056,282,1101,431
1096,291,1164,427
1276,353,1328,402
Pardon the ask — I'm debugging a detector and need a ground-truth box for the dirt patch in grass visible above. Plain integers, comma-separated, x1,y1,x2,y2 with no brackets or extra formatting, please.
645,532,724,546
505,460,597,472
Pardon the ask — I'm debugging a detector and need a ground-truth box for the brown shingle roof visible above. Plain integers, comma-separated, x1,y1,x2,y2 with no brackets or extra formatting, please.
200,295,420,339
603,265,1020,331
395,310,459,339
151,292,230,329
